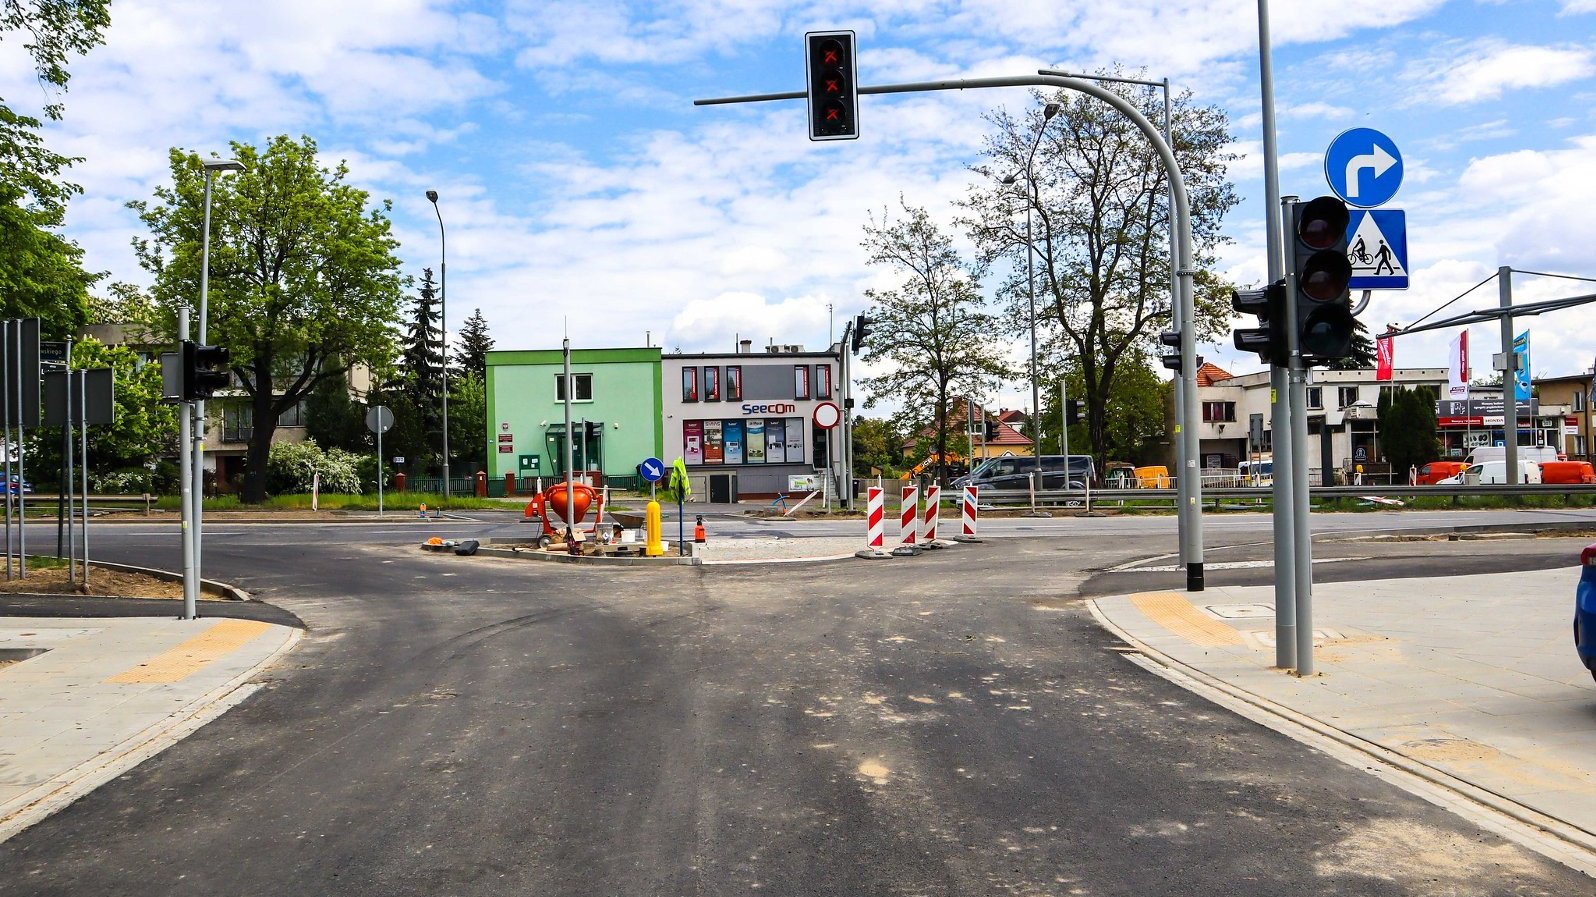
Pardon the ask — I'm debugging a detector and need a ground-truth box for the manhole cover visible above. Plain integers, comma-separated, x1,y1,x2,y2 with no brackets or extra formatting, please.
1203,604,1275,619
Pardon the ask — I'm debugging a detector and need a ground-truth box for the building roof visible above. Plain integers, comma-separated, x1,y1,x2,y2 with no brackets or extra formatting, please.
1195,362,1234,386
901,398,1030,451
995,408,1028,424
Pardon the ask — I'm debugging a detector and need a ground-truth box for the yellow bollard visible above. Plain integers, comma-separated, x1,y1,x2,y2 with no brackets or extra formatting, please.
645,500,664,557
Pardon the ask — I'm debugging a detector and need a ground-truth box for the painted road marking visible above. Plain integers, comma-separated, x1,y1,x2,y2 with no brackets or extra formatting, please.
1127,591,1243,648
105,619,272,685
1125,557,1369,573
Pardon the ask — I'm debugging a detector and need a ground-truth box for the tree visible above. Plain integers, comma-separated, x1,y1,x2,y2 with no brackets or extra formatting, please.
457,307,494,378
1329,317,1378,370
1040,353,1170,465
448,371,487,474
130,135,405,502
850,416,903,476
304,371,369,454
393,267,443,470
857,200,1014,481
1377,385,1440,474
27,336,179,486
962,76,1239,472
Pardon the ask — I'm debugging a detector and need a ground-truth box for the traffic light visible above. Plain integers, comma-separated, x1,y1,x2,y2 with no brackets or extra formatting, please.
1290,196,1356,366
1159,329,1183,372
984,417,998,440
805,31,858,141
180,340,231,400
1231,279,1286,365
1065,399,1081,426
850,313,873,353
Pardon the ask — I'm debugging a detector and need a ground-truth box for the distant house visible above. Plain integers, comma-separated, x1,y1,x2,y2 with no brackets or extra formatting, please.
902,397,1033,463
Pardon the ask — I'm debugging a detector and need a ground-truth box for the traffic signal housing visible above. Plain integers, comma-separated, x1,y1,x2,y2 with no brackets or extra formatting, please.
181,340,231,400
850,313,872,353
805,31,858,141
1065,399,1081,426
1290,196,1356,366
1231,279,1286,365
1159,329,1183,372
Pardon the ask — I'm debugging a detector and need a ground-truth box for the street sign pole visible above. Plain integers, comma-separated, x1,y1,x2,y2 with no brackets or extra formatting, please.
178,306,197,619
1500,267,1518,486
1282,196,1315,676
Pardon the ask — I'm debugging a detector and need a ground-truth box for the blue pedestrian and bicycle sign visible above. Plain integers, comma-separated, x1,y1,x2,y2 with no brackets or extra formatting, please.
1324,128,1403,208
638,457,665,483
1346,209,1408,290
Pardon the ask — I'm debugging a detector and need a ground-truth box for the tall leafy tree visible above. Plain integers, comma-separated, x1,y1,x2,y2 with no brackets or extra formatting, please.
857,200,1014,481
0,1,112,336
448,371,486,474
1039,353,1170,465
392,267,443,470
27,336,178,479
962,75,1239,471
457,307,494,378
850,416,904,476
304,371,369,454
1377,385,1440,473
130,135,405,502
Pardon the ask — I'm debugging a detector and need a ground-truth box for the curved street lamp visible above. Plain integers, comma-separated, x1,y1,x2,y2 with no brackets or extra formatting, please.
425,190,451,499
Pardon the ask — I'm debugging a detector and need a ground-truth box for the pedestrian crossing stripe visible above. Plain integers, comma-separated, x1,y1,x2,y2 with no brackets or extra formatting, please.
1347,208,1408,290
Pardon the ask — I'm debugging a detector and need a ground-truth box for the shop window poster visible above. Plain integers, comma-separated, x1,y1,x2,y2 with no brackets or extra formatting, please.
766,419,786,463
683,420,703,465
704,420,724,464
705,366,720,401
724,420,745,464
726,366,742,400
746,418,766,463
784,417,804,460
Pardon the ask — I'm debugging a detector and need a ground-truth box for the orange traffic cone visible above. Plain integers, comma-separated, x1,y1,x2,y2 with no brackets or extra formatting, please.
694,515,707,543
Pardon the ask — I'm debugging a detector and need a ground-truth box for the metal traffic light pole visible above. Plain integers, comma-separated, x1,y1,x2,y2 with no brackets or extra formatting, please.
1257,0,1297,669
178,306,198,619
697,70,1205,589
1282,195,1316,676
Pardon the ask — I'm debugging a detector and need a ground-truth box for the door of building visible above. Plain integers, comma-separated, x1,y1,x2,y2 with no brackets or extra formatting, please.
710,473,733,504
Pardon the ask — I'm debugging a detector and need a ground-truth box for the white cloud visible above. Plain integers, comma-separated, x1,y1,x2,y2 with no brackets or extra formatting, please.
1402,40,1596,106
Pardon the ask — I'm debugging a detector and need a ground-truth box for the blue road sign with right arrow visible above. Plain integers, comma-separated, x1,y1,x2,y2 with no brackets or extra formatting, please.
1324,128,1403,208
1346,209,1408,290
639,457,665,483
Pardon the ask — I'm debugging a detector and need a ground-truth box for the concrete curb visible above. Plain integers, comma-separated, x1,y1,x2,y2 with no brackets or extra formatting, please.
470,545,701,567
1084,596,1596,877
0,625,304,845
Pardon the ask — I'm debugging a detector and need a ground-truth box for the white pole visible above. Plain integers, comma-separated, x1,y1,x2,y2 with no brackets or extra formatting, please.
79,371,89,589
377,416,384,516
179,306,197,619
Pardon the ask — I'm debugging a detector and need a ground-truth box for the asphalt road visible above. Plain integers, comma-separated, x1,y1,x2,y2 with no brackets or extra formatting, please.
0,517,1591,894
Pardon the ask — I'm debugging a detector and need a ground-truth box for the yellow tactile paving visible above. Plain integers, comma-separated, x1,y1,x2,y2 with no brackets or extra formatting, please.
1127,591,1244,648
105,619,272,685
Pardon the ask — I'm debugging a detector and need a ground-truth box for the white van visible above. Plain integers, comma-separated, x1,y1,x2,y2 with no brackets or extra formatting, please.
1457,460,1542,485
1467,446,1560,467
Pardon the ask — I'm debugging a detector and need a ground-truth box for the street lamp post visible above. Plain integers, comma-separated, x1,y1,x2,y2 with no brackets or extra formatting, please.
1005,102,1060,483
426,190,451,500
193,158,244,597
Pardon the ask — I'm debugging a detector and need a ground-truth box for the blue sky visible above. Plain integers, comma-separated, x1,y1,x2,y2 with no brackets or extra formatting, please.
5,0,1595,411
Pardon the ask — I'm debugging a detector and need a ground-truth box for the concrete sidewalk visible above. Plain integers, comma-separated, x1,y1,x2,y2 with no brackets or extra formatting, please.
0,615,300,842
1090,567,1596,871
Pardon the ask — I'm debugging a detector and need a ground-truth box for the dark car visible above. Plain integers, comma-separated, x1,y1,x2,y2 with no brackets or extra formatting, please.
951,455,1095,492
1575,543,1596,683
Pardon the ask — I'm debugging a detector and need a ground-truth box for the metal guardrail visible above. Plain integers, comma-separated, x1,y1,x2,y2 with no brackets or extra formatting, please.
980,483,1596,507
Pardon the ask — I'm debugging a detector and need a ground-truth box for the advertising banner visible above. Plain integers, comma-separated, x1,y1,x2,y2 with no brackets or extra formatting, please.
784,417,804,462
703,420,723,464
1513,331,1531,402
746,418,766,463
724,420,745,464
766,419,787,463
705,365,720,402
1446,331,1469,402
1375,334,1393,381
683,420,703,465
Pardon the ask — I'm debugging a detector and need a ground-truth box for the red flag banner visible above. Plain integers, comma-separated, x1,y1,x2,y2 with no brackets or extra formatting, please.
1375,335,1394,381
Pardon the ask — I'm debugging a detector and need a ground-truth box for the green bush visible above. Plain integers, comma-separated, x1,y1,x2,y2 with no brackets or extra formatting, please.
267,439,363,494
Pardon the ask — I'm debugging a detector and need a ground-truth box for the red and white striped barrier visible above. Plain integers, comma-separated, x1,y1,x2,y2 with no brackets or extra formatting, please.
955,484,981,542
899,485,918,546
855,487,891,559
921,483,942,547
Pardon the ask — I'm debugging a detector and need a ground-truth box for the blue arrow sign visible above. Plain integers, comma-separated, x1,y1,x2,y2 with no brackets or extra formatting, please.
639,457,665,482
1325,128,1403,208
1346,208,1408,290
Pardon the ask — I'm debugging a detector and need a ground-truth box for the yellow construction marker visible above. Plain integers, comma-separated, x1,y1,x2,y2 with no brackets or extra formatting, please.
1127,591,1243,648
106,619,271,685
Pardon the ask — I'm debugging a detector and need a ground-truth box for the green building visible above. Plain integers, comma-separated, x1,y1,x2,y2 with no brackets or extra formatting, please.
485,347,663,484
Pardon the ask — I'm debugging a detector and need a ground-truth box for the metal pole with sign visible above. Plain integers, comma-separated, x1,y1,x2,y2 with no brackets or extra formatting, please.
366,405,394,516
2,321,11,581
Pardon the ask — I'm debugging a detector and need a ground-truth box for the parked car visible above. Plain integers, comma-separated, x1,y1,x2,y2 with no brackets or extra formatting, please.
1238,459,1273,486
1133,465,1170,488
1574,543,1596,683
1415,461,1468,485
5,476,31,495
951,454,1095,492
1467,445,1562,467
1540,460,1596,485
1441,459,1542,485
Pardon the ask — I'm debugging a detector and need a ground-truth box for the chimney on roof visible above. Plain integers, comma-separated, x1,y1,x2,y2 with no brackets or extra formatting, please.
738,339,752,354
